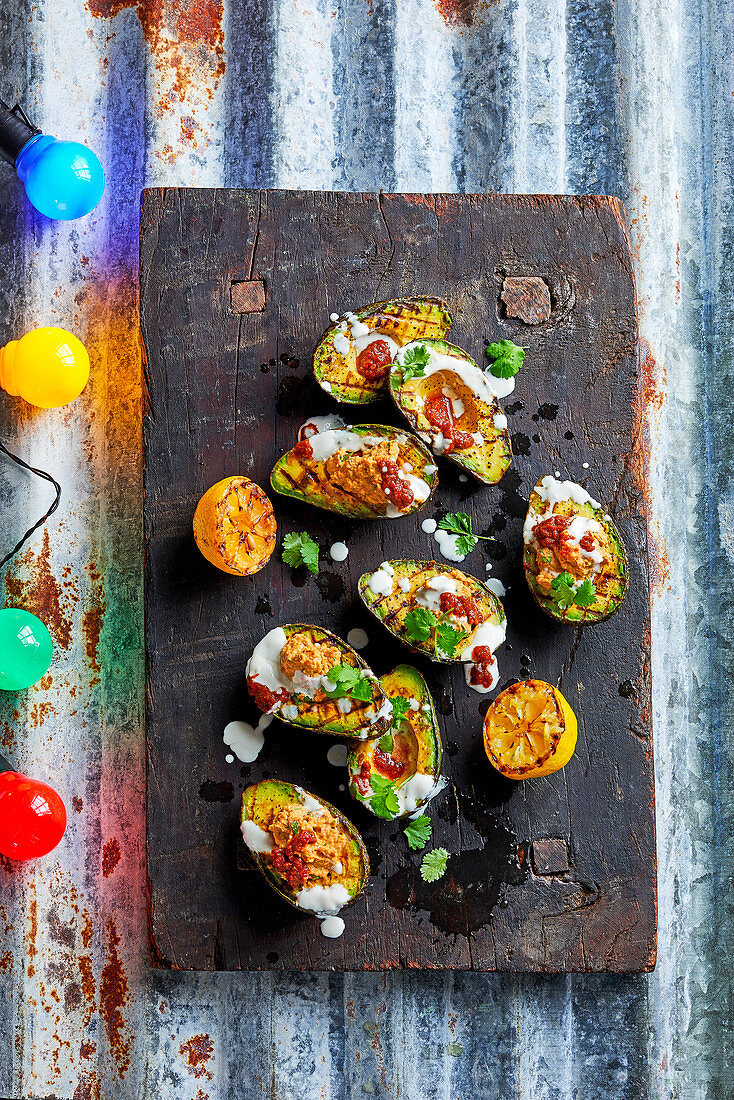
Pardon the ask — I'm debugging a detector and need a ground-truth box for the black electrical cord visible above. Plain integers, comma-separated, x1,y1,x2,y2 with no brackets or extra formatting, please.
0,439,61,570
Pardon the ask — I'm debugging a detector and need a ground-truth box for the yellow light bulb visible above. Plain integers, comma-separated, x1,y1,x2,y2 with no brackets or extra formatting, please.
0,326,90,409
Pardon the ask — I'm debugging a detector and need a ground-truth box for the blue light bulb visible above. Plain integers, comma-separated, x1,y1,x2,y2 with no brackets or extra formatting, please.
14,134,105,220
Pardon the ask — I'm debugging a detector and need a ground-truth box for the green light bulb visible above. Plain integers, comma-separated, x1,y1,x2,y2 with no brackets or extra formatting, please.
0,609,53,690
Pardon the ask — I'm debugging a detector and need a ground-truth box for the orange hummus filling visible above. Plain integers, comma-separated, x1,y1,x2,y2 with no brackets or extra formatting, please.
533,514,612,595
325,440,399,512
265,803,350,891
279,634,342,681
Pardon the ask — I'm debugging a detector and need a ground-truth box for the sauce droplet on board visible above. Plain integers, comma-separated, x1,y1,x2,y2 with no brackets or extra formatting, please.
329,542,349,562
320,916,345,938
223,716,273,763
346,628,368,649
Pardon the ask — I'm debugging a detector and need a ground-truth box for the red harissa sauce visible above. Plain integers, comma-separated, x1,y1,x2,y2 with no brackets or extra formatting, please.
356,339,392,380
381,460,414,511
271,828,317,890
424,393,474,452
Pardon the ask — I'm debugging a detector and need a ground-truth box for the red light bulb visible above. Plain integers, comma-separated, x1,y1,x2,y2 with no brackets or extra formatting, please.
0,770,66,860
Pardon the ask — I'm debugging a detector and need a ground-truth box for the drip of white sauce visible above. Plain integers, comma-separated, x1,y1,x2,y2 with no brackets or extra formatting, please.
396,773,447,815
494,412,508,430
297,883,351,915
327,744,349,767
241,820,275,853
337,696,352,714
534,478,599,509
298,413,345,441
330,542,349,562
433,528,467,563
396,340,517,401
320,916,346,938
461,618,507,662
485,578,507,597
423,464,438,476
459,474,468,483
398,577,411,592
347,628,369,649
225,753,235,764
329,312,340,322
308,429,383,463
463,653,500,695
582,462,590,469
368,567,394,597
415,575,458,612
421,517,438,534
223,715,273,762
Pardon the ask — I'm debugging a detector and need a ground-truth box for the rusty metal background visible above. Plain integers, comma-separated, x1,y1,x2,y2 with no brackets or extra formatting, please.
0,0,731,1097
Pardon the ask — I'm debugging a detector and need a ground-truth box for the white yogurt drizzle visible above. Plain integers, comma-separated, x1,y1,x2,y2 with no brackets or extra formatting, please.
522,476,606,576
320,916,346,938
223,716,273,763
297,883,352,915
330,311,400,366
415,575,458,612
330,542,349,562
433,528,467,563
395,340,517,402
461,618,508,695
298,413,346,441
241,820,275,853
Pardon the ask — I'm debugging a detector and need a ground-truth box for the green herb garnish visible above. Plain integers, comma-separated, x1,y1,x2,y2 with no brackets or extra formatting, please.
350,676,375,703
389,695,412,729
437,512,491,559
404,815,432,851
404,608,436,643
366,773,400,819
485,339,525,379
420,847,449,882
282,531,320,574
378,731,394,753
325,665,374,704
435,622,468,659
399,343,431,382
574,578,597,607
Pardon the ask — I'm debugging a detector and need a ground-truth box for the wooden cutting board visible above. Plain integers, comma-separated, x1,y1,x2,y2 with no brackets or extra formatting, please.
140,189,656,972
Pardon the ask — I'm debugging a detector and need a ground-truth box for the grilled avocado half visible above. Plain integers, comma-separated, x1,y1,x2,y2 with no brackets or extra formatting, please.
523,475,629,624
270,424,437,519
246,624,392,738
240,780,369,914
389,338,512,485
348,665,444,820
314,296,453,404
358,560,506,663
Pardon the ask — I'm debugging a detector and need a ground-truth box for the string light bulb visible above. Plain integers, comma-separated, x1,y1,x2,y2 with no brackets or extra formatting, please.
0,99,104,220
0,326,90,408
0,761,66,860
0,608,53,690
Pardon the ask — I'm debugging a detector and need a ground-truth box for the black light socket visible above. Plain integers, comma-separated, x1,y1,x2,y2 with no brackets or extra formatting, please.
0,100,39,167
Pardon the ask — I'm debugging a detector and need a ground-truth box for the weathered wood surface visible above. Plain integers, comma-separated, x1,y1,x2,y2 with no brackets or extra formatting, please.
140,189,656,972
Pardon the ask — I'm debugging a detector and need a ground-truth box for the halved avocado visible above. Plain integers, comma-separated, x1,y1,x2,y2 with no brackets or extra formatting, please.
270,424,437,519
347,665,444,820
358,560,506,663
241,780,369,913
314,296,453,404
389,338,512,485
246,624,392,738
523,477,629,624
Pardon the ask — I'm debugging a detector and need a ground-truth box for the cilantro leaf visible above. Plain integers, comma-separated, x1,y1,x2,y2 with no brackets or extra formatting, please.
389,695,412,728
437,512,492,559
378,731,394,753
574,578,597,608
368,773,400,819
404,607,436,643
324,664,362,698
485,339,525,379
282,531,320,574
549,572,577,611
400,343,431,381
420,847,449,882
404,815,431,851
435,622,467,659
350,675,374,703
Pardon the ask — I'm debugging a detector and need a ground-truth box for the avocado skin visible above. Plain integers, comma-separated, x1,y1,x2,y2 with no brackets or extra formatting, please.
347,664,443,820
253,624,391,738
269,424,437,519
314,296,453,404
358,559,506,664
523,486,629,625
241,780,369,911
388,337,512,486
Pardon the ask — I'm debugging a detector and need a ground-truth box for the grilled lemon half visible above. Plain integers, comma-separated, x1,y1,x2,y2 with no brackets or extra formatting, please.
483,679,577,780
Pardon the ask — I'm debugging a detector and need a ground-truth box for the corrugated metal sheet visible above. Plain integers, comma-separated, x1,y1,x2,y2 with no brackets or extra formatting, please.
0,0,731,1096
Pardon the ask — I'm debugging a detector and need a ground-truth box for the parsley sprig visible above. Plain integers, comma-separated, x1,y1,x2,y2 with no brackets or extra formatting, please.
404,815,432,851
437,512,491,559
357,772,400,819
389,695,412,728
324,664,374,703
282,531,320,574
404,607,467,658
485,339,525,379
421,848,449,882
398,343,431,382
549,572,597,611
